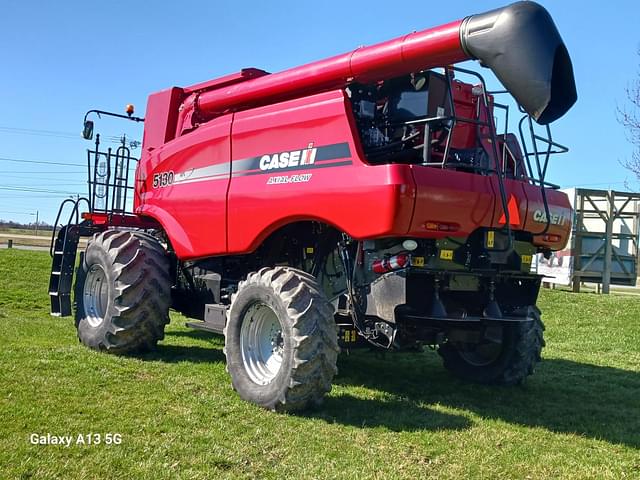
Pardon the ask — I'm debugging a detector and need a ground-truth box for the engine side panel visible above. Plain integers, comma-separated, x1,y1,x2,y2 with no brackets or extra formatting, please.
227,90,416,254
409,165,497,238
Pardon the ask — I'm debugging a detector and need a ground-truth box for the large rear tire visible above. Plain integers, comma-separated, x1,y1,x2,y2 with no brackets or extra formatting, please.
224,267,339,411
74,230,171,354
438,306,545,385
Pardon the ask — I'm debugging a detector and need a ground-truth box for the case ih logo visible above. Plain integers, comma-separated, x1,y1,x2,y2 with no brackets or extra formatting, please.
169,142,351,186
259,143,317,171
533,209,567,226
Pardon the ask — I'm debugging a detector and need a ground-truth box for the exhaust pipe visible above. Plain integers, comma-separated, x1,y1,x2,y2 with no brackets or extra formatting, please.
461,1,577,124
187,2,575,127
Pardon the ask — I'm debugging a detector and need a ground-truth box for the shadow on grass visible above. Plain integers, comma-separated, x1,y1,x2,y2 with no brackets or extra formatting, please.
305,393,471,432
159,330,471,431
165,329,224,342
332,351,640,447
136,344,225,364
149,329,639,443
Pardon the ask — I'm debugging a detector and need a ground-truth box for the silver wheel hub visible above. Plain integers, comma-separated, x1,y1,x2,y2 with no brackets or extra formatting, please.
240,302,284,385
83,264,109,328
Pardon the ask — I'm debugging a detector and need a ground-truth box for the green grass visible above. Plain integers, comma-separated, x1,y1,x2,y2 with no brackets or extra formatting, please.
0,249,639,479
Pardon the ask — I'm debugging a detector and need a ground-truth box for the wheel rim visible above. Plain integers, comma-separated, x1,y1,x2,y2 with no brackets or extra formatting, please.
458,340,503,367
83,264,109,328
240,302,284,385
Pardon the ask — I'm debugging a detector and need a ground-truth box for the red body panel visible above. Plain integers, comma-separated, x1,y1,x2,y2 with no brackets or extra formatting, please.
135,87,571,260
409,166,496,237
137,114,233,257
137,91,417,259
142,87,184,150
448,80,486,149
228,91,417,254
523,187,572,250
131,9,572,260
182,68,269,95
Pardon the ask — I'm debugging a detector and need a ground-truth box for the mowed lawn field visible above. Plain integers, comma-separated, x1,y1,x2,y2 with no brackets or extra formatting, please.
0,250,639,479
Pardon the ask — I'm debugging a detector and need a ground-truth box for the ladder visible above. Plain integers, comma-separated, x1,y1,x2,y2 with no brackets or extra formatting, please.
48,197,94,317
49,225,81,316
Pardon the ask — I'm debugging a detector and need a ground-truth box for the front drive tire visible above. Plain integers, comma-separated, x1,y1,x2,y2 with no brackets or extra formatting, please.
74,230,171,354
438,306,545,385
224,267,339,412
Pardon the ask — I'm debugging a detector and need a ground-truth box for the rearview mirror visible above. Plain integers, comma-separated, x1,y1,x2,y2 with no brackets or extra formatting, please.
82,120,94,140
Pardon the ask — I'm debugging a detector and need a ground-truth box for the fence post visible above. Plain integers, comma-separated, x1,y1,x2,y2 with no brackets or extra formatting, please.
602,191,614,294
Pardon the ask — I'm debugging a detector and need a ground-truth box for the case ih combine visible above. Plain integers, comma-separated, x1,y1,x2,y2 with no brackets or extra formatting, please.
49,1,576,411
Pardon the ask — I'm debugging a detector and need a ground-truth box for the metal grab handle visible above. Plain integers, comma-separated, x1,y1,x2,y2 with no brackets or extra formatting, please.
49,197,91,257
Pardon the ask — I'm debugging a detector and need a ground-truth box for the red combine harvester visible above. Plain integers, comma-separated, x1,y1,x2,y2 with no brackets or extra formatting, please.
50,1,576,411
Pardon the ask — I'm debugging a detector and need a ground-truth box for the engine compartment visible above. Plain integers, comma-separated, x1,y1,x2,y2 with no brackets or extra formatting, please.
348,69,526,178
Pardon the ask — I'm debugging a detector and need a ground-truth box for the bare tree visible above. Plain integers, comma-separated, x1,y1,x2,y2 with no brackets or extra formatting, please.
618,51,640,181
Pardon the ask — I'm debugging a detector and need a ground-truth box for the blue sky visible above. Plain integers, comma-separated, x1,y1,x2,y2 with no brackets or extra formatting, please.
1,0,639,225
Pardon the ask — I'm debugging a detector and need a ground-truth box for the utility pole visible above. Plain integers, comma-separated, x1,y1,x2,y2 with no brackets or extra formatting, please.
30,210,39,236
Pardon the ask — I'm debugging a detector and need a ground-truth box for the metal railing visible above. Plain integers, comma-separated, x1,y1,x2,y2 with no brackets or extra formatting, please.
49,196,90,257
417,66,513,244
414,66,569,238
86,134,136,215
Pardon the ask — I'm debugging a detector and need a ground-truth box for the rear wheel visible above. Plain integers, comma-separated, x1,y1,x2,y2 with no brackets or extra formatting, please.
438,306,545,385
224,267,339,411
74,230,171,354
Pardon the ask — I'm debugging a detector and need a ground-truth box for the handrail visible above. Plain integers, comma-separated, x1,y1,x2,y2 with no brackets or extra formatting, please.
86,134,137,215
419,66,569,242
429,66,513,250
517,113,569,236
49,197,91,257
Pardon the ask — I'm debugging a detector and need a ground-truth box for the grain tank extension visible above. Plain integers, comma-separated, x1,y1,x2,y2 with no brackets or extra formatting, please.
50,2,576,411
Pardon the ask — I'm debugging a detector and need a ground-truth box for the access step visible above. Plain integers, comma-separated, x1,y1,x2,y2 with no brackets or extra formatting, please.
185,304,227,335
49,225,81,317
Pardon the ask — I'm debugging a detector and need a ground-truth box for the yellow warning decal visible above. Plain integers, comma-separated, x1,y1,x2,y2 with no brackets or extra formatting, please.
487,231,495,248
521,255,532,264
440,249,454,260
412,256,425,267
305,247,314,254
342,330,358,343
